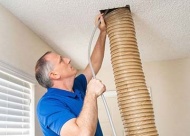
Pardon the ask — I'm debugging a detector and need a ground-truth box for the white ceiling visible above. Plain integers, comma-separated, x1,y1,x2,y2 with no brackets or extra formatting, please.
0,0,190,69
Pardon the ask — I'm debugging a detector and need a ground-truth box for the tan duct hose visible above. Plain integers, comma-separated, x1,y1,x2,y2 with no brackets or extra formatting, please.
104,8,159,136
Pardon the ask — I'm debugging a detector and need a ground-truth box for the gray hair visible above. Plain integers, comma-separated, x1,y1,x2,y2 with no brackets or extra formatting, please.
35,51,54,88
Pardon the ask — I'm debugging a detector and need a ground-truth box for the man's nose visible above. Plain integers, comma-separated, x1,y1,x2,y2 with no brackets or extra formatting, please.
64,58,71,64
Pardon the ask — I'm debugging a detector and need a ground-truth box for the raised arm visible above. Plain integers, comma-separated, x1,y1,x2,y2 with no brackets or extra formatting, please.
83,14,107,83
60,78,106,136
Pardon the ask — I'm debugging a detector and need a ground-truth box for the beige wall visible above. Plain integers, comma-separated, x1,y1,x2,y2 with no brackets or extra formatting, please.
0,4,54,136
97,57,190,136
143,58,190,136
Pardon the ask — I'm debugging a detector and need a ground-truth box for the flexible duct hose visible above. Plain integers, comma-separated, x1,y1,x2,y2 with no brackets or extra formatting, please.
104,7,159,136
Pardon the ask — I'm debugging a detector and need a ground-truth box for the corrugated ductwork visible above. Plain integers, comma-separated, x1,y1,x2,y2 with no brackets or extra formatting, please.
103,7,159,136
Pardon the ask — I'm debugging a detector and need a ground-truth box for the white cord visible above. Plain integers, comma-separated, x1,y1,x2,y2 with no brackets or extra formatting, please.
88,16,117,136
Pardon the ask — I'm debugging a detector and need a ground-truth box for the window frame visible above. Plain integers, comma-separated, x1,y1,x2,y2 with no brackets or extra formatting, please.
0,61,35,136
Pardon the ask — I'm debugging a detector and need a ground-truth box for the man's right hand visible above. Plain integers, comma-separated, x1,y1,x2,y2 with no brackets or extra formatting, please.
87,78,106,97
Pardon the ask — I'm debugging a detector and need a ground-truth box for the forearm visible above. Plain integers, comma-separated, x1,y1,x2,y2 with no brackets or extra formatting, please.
90,31,106,74
76,91,98,135
83,14,107,82
60,79,105,136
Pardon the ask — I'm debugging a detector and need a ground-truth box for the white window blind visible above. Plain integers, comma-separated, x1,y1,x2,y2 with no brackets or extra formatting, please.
0,69,34,136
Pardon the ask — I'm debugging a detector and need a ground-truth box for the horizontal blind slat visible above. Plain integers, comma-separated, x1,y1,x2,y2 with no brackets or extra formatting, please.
0,121,29,125
0,114,30,119
0,135,29,136
0,84,30,97
0,123,29,128
0,92,30,105
0,128,29,135
0,78,31,94
0,99,30,110
0,72,31,90
0,107,30,115
0,118,29,124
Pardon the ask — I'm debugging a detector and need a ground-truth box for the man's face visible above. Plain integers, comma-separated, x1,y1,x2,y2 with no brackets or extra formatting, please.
46,52,77,79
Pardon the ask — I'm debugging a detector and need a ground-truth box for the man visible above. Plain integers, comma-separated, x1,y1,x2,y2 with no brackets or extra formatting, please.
35,14,107,136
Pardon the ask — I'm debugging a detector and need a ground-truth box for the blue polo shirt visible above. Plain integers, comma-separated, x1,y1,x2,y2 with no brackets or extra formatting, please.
37,74,103,136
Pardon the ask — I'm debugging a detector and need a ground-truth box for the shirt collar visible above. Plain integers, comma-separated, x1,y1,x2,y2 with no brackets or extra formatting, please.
47,87,77,98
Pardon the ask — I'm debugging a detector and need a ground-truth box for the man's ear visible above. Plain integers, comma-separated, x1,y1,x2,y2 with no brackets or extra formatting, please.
49,71,61,80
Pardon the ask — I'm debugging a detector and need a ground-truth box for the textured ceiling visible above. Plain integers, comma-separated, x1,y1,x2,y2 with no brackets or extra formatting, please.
0,0,190,69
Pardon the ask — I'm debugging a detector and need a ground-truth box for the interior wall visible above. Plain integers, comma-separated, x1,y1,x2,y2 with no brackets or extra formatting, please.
98,95,124,136
142,57,190,136
0,4,54,136
97,57,190,136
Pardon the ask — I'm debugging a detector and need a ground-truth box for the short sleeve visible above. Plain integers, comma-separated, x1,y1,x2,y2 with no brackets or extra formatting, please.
74,74,87,94
37,97,76,135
